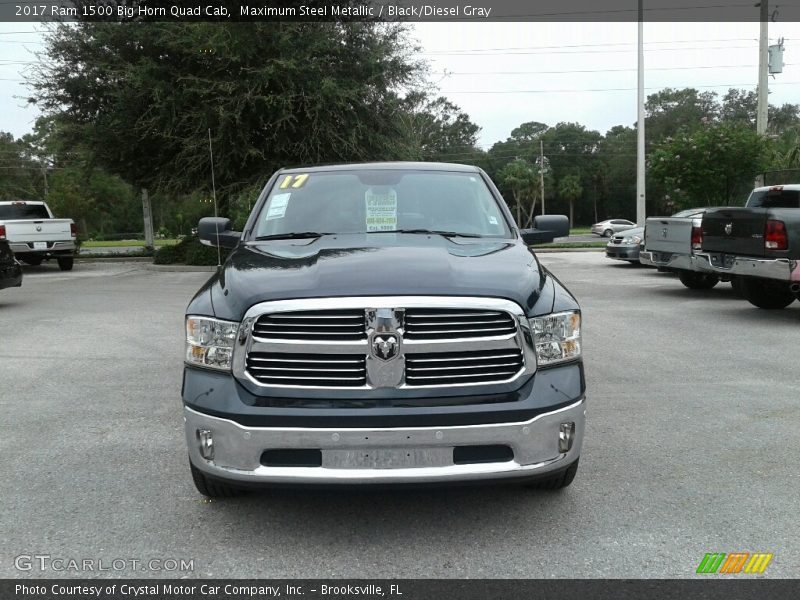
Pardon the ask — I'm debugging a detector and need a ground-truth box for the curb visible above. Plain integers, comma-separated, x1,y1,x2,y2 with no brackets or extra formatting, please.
75,256,152,262
534,247,605,253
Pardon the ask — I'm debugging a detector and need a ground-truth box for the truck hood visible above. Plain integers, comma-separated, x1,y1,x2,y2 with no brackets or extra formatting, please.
195,234,550,321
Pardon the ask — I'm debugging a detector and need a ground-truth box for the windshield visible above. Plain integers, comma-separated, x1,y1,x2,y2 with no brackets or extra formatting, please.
0,203,50,220
253,170,512,239
747,189,800,209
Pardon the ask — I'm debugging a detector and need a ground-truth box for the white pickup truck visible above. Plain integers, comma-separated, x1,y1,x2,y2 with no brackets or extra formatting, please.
640,207,729,289
0,201,76,271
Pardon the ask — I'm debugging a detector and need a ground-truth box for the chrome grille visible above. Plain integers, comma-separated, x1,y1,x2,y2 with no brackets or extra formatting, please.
236,297,534,391
246,352,367,387
405,349,524,386
253,309,366,340
404,308,517,339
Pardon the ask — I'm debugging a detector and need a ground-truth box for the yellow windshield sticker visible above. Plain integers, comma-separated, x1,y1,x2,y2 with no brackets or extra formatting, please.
365,187,398,232
279,174,310,189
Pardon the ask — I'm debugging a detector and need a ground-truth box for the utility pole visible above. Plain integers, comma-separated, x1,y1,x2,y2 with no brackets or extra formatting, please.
142,188,154,252
539,139,546,215
755,0,769,187
636,0,646,226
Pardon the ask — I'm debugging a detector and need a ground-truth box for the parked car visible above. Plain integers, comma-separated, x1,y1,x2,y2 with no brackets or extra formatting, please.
0,201,77,271
591,218,636,237
183,162,585,497
696,184,800,309
640,207,729,289
0,233,23,291
605,227,644,263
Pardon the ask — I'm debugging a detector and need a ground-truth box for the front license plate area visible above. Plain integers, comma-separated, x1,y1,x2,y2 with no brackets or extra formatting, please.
323,447,452,469
33,242,47,250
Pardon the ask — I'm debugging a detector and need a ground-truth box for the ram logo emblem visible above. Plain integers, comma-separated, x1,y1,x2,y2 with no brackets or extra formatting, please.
724,222,733,235
372,335,399,361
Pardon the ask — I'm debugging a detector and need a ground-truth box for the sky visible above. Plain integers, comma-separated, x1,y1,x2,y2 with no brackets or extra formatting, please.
1,20,798,147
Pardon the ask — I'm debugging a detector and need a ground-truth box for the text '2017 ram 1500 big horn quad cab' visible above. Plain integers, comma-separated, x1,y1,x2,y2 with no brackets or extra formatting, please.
697,185,800,309
183,163,585,498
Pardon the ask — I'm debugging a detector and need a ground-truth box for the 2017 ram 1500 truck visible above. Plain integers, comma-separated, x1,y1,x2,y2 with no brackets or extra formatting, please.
697,185,800,309
183,162,585,497
0,201,77,271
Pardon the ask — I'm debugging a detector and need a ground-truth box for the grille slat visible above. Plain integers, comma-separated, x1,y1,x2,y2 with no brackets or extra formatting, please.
253,310,366,340
405,349,524,386
246,352,366,387
405,308,516,339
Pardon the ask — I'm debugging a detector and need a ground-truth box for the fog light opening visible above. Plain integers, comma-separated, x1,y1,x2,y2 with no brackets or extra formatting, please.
197,429,214,460
559,422,575,453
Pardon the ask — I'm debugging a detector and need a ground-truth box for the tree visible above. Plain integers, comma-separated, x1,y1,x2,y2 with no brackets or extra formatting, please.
498,158,539,225
398,93,481,162
558,174,583,227
29,19,423,207
649,121,771,207
645,88,718,142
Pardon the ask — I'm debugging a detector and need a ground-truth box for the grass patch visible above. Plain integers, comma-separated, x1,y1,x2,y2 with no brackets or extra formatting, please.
82,239,180,248
569,227,593,235
535,241,607,249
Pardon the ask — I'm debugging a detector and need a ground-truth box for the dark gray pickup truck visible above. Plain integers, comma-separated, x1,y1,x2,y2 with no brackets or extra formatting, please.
697,185,800,308
182,162,585,497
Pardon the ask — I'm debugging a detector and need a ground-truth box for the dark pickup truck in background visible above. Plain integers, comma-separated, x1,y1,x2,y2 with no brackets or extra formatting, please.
697,185,800,309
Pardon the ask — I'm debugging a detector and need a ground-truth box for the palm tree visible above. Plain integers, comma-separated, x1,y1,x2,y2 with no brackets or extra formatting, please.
558,174,583,228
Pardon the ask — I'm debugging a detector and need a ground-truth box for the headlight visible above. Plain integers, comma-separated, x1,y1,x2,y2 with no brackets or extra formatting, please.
528,311,581,366
622,235,642,245
185,316,239,371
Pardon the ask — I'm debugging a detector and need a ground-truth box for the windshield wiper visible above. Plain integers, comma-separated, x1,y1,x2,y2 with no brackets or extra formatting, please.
253,231,335,241
369,229,484,238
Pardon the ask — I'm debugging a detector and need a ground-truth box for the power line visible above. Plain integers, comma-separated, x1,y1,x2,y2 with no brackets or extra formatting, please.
439,81,800,94
418,38,761,54
431,63,789,75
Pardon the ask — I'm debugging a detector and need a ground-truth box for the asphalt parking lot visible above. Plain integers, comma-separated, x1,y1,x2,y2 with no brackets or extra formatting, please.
2,254,798,578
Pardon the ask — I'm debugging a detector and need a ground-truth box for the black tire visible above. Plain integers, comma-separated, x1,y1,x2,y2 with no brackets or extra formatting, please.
525,459,579,490
190,462,245,498
603,229,613,238
730,276,745,297
22,256,43,266
740,277,796,309
678,271,719,290
57,256,74,271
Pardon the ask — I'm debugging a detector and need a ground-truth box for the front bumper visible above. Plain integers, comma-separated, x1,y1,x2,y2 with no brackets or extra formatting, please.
605,244,639,261
185,399,585,485
694,253,800,282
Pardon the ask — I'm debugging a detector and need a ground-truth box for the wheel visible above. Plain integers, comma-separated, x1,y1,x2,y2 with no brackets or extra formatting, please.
22,256,43,266
57,256,74,271
603,229,613,238
730,276,745,297
740,277,796,309
678,271,719,290
190,462,245,498
525,459,579,490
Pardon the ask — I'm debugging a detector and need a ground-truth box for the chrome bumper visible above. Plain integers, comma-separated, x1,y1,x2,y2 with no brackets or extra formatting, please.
185,400,585,485
639,250,712,272
10,240,76,254
694,253,800,282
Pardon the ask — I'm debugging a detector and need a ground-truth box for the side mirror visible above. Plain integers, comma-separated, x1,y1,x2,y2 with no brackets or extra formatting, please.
521,215,570,245
197,217,241,249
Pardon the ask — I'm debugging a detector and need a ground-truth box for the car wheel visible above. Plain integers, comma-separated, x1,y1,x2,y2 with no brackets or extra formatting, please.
678,271,719,290
22,256,43,266
740,277,796,309
57,256,74,271
603,229,613,238
524,459,579,490
190,462,246,499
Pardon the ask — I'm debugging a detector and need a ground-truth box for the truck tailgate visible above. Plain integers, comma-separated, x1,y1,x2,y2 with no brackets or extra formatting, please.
644,217,693,254
701,208,767,256
4,219,73,243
